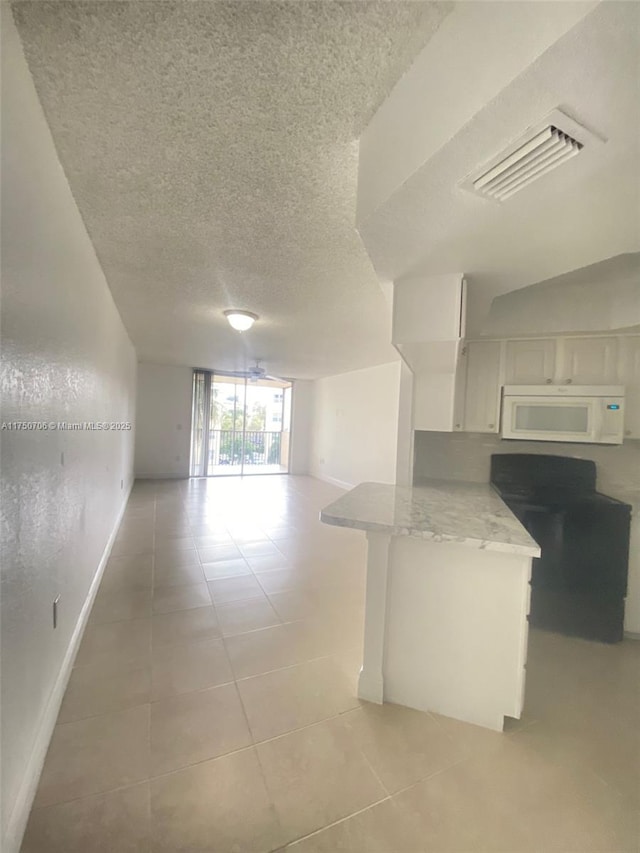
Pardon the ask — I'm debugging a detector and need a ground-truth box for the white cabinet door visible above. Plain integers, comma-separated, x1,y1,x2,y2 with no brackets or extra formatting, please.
504,339,555,385
463,341,502,433
560,337,619,384
412,341,467,432
620,336,640,439
453,344,468,431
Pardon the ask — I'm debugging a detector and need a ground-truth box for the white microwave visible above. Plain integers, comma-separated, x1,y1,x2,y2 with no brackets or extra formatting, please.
501,385,625,445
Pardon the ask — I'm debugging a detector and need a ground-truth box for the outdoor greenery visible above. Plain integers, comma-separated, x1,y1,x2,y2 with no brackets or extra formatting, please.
210,388,273,463
217,429,280,465
211,389,266,431
191,372,290,476
192,379,285,469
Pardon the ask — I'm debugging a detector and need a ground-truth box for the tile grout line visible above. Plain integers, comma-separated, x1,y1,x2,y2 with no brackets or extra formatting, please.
281,794,394,850
235,685,288,845
224,633,362,683
232,643,363,684
357,740,393,798
390,754,478,801
65,619,363,722
35,701,372,813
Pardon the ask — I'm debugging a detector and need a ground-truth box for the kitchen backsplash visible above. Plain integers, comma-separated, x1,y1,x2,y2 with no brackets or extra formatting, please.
413,432,640,497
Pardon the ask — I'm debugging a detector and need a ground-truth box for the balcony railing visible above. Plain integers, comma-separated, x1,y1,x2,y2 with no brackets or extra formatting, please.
208,429,282,468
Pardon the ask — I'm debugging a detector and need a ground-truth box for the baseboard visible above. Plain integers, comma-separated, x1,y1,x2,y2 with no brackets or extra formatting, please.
311,471,355,491
134,473,189,480
3,480,134,853
624,630,640,640
357,667,384,704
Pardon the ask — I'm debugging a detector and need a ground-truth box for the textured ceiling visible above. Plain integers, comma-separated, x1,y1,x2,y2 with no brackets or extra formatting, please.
11,0,451,379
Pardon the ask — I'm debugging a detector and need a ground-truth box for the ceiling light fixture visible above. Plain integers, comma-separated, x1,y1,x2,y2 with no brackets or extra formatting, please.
224,309,258,332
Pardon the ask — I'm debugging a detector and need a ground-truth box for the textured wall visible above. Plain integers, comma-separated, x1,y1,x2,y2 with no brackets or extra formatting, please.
134,363,193,478
0,11,137,851
311,362,401,488
413,431,640,497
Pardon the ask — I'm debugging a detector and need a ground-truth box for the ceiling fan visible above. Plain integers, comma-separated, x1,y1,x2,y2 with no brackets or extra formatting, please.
230,359,278,382
247,360,267,382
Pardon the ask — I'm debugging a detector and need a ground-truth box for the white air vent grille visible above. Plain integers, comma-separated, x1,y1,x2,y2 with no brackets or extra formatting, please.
463,110,601,203
474,126,582,200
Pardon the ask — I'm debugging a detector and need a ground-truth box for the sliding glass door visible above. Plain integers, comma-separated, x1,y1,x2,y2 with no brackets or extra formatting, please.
190,370,292,477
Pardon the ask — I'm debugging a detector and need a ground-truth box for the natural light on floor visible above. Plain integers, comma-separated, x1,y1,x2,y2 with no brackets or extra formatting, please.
20,475,639,853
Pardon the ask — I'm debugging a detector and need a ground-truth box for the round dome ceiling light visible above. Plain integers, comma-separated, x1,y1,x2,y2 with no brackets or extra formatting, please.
223,309,259,332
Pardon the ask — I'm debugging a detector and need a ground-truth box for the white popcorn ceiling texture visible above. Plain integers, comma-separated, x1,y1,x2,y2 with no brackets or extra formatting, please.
12,0,451,378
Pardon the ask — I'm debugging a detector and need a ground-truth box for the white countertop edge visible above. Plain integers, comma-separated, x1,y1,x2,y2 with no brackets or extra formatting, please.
320,511,541,558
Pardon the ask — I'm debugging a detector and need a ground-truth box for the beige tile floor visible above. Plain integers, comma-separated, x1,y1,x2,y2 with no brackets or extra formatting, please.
21,475,640,852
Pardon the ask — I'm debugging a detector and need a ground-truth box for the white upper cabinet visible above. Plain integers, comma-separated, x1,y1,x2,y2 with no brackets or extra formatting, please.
462,341,502,433
559,337,619,385
620,336,640,438
395,275,467,433
412,340,467,432
504,339,555,385
411,327,639,437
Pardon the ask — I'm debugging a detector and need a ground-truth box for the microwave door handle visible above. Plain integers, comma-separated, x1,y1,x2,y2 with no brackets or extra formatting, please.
591,399,602,442
502,398,514,437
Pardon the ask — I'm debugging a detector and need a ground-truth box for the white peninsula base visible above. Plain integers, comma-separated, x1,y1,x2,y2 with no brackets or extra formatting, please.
361,532,532,731
321,481,540,732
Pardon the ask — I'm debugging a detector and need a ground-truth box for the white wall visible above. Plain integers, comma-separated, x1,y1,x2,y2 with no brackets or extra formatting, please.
486,257,640,336
135,363,193,478
0,11,137,852
311,362,401,488
289,379,313,475
134,369,314,478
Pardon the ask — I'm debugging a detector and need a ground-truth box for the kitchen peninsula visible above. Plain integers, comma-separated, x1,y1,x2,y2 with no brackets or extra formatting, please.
321,481,540,731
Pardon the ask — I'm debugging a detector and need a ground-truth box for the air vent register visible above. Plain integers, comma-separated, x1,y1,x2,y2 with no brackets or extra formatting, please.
463,110,602,202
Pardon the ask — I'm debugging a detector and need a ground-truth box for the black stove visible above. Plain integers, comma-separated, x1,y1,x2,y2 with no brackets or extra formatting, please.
491,454,631,643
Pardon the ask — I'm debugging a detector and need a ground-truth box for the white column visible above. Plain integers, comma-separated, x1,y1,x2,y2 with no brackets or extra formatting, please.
358,532,392,703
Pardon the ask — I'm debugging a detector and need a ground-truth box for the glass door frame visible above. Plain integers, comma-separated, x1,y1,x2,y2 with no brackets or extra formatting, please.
189,369,293,478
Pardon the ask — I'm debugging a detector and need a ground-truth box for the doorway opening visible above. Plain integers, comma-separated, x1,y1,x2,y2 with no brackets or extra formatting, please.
189,370,292,477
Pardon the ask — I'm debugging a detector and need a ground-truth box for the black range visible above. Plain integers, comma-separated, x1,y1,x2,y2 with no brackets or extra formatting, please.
490,454,631,643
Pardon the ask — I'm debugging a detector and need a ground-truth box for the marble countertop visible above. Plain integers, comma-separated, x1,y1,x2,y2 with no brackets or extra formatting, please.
321,480,541,557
